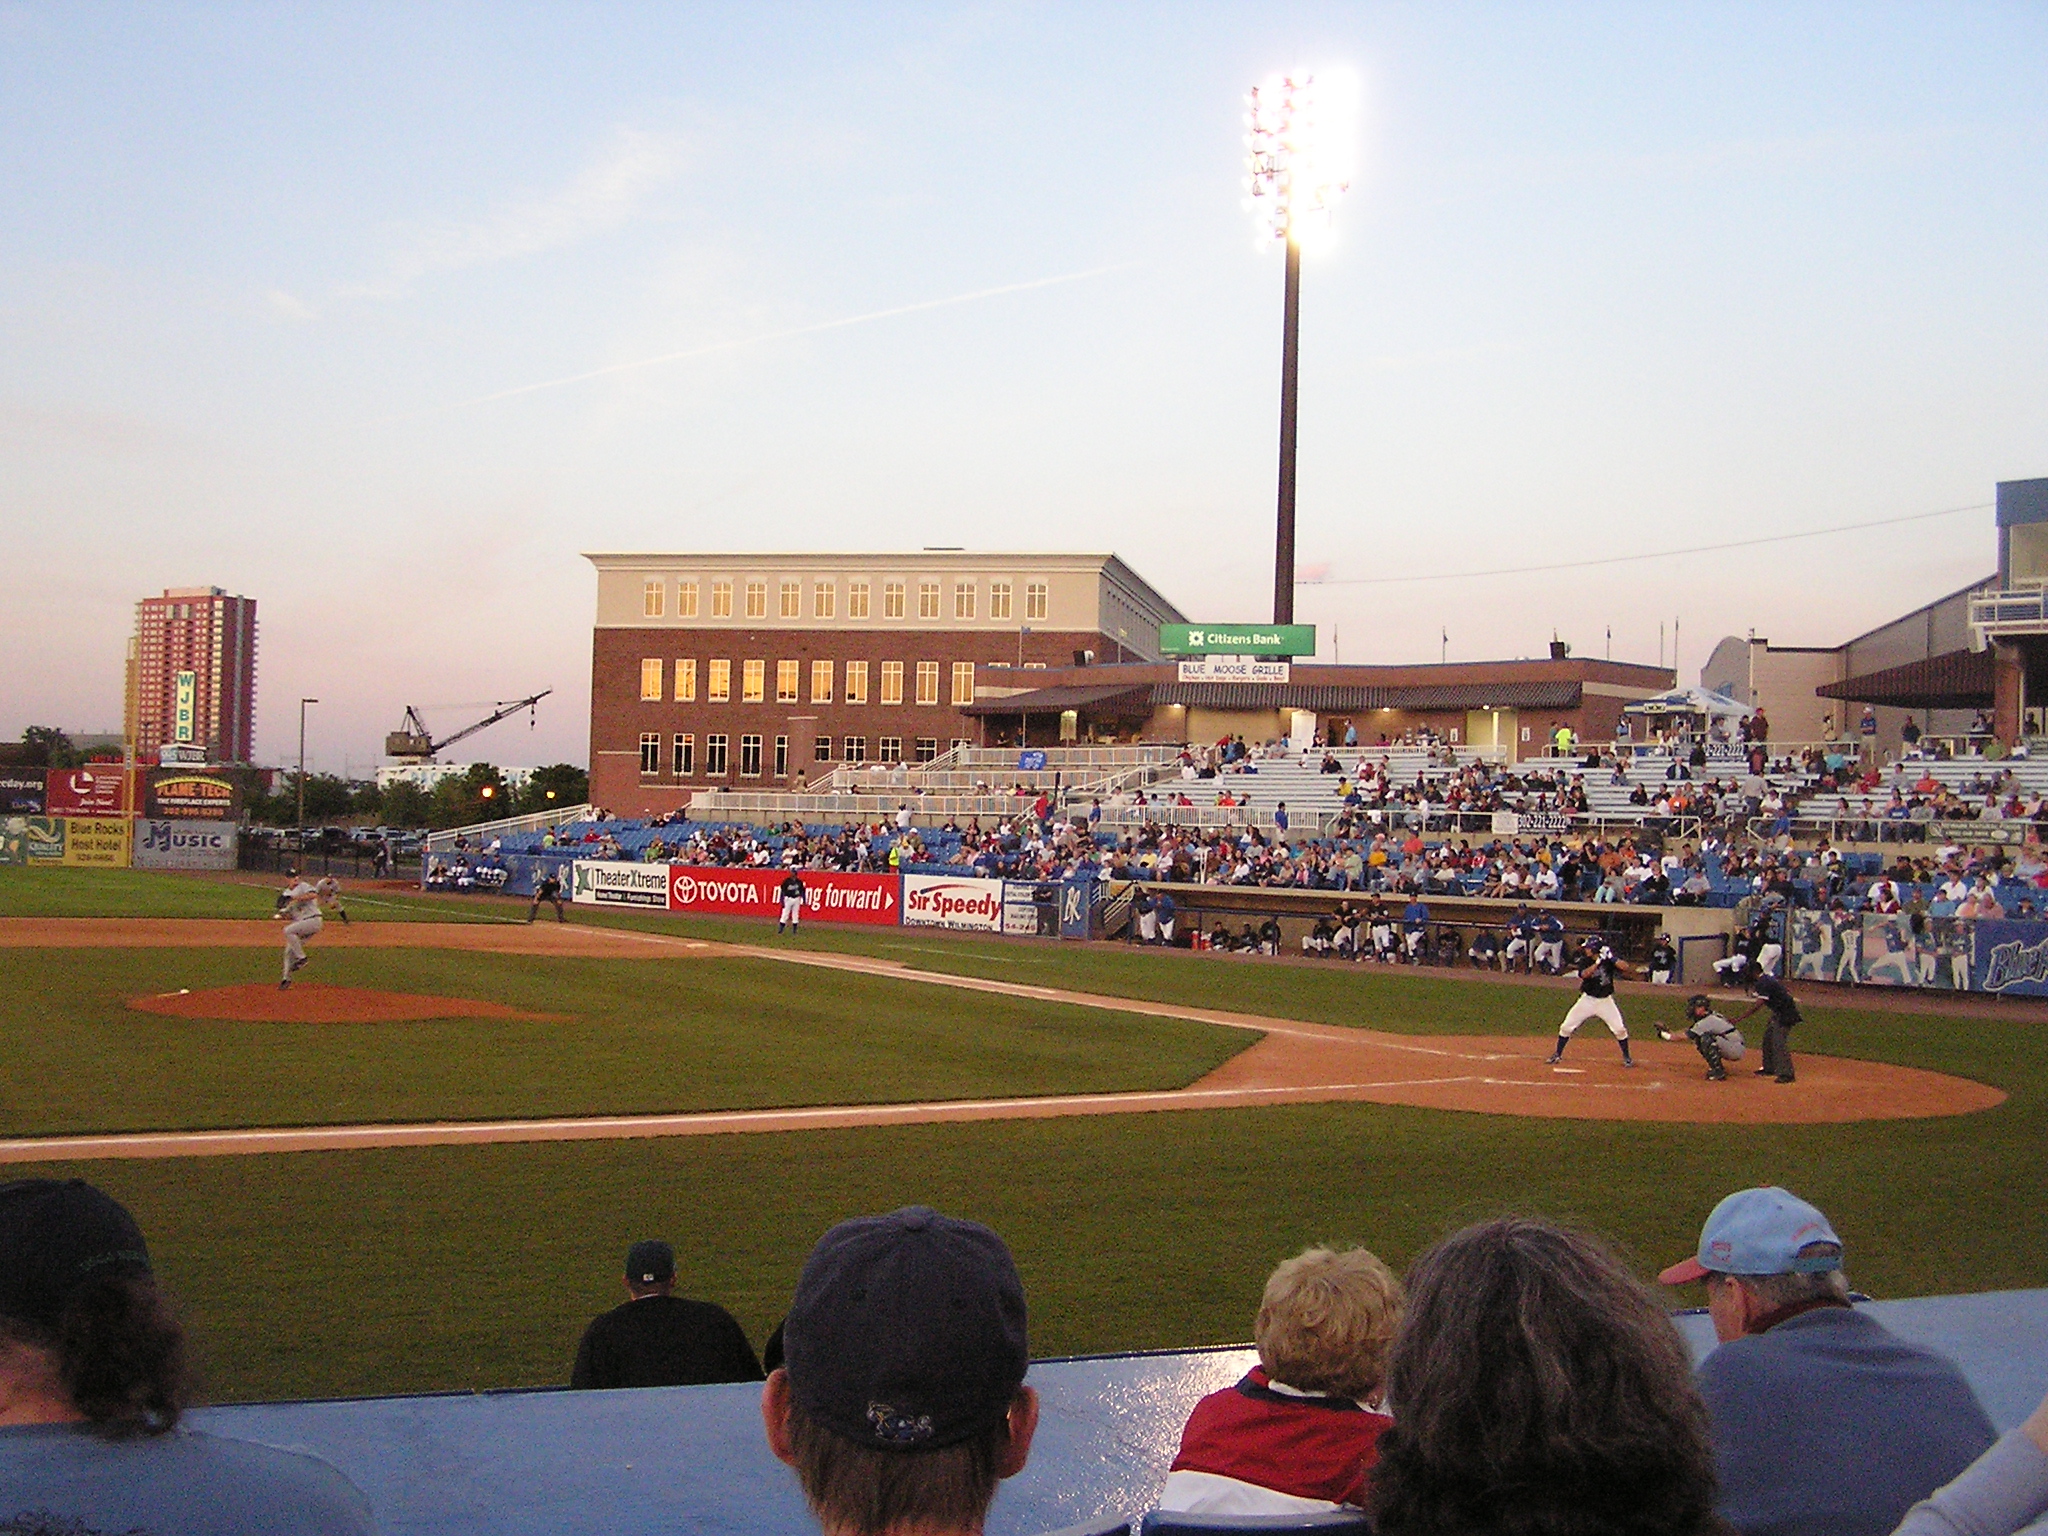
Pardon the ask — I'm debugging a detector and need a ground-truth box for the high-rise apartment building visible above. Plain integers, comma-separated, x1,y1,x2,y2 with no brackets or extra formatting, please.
126,587,259,763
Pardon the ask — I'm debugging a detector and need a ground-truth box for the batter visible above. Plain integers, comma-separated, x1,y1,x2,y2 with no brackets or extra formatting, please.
1546,940,1636,1067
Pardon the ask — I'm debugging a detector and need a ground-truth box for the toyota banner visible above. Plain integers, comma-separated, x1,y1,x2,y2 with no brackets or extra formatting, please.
667,867,899,925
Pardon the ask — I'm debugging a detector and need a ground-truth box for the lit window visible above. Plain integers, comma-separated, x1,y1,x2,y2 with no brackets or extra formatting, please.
774,735,789,777
743,659,766,703
884,581,906,619
811,660,833,704
673,734,694,775
639,733,661,774
643,580,664,618
675,659,697,702
951,662,975,704
777,660,800,703
878,736,902,764
740,735,763,777
679,581,700,618
746,581,767,619
846,661,869,704
709,660,731,703
848,581,870,619
918,581,940,619
989,581,1013,620
954,583,975,619
814,581,836,618
705,735,728,775
711,581,734,618
1026,582,1048,620
640,659,664,701
881,661,904,705
815,736,834,762
915,738,938,763
844,736,866,764
780,581,801,619
915,661,940,705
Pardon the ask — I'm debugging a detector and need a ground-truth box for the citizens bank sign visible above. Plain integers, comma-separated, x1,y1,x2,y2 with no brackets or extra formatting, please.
570,861,671,907
1159,623,1315,658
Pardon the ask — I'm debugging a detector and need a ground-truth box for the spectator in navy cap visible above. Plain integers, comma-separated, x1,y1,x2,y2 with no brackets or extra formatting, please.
0,1178,372,1534
1660,1186,1995,1536
760,1205,1037,1536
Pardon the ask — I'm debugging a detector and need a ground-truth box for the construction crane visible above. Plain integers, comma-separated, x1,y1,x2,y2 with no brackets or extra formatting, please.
384,691,552,761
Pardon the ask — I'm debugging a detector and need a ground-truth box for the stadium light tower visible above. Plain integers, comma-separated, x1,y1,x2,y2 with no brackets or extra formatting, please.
1247,71,1351,625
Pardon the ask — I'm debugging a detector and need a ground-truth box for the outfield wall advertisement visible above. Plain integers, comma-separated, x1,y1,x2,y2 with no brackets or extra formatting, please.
133,818,238,870
44,768,135,816
0,774,45,814
666,867,899,925
902,873,1004,931
571,860,671,908
3,815,134,867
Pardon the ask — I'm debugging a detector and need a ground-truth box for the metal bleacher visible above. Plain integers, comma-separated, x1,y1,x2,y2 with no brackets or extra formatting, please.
183,1289,2048,1535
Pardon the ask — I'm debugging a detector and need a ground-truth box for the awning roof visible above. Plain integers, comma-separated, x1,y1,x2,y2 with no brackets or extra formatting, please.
959,683,1156,716
1151,681,1583,712
1815,648,1993,710
1623,687,1750,718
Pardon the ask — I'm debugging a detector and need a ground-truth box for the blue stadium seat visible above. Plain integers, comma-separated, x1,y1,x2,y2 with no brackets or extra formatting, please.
1139,1513,1372,1534
1035,1520,1133,1536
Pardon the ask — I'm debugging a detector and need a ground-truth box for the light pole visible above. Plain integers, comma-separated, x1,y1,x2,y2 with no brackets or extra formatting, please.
1247,72,1350,626
296,698,318,864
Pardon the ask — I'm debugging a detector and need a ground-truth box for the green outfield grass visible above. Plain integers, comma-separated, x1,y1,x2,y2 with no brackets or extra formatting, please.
0,865,500,923
0,946,1249,1135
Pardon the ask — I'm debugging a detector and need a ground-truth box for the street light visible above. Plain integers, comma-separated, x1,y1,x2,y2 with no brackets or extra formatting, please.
296,698,319,863
1246,71,1351,625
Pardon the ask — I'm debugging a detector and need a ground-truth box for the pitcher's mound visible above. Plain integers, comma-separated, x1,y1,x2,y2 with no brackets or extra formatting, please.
127,982,562,1025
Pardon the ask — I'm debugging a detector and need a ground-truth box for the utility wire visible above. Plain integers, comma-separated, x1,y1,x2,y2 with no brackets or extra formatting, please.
1298,500,1992,586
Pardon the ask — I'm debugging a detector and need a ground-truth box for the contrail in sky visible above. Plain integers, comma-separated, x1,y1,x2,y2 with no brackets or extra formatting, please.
415,261,1138,417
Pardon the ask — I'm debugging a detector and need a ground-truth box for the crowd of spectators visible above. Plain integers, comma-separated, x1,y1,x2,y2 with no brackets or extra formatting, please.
9,1179,2044,1536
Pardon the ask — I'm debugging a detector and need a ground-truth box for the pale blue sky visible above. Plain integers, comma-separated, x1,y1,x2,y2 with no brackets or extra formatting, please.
4,3,2044,770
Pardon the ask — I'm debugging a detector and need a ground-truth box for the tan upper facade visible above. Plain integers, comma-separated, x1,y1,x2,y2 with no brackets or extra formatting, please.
585,551,1184,660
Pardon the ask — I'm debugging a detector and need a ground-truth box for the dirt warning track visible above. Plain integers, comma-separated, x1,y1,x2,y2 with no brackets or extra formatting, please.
0,917,2007,1162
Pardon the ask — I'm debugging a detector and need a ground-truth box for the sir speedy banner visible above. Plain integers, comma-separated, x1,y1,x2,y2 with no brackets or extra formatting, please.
666,867,899,925
902,873,1004,931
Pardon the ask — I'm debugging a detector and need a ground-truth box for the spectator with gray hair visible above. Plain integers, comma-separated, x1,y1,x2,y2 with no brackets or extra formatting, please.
1660,1186,1996,1536
1159,1244,1403,1517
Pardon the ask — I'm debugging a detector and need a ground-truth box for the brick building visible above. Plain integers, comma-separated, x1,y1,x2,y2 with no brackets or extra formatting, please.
124,586,259,764
585,553,1185,814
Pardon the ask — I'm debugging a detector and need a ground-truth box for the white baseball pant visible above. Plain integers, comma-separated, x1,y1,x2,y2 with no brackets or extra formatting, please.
282,916,322,981
1558,993,1627,1040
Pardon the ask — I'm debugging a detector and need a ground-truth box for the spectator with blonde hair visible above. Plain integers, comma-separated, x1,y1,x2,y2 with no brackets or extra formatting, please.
1158,1244,1403,1517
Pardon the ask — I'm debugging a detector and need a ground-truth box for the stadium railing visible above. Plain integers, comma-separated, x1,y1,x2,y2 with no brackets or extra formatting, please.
424,804,596,853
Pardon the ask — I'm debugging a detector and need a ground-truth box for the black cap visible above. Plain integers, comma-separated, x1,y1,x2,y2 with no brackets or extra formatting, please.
784,1206,1027,1453
625,1240,674,1285
0,1179,153,1331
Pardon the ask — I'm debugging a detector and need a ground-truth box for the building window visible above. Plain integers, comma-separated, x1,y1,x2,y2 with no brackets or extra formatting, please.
915,661,940,705
848,581,870,619
954,582,975,619
643,579,664,618
989,581,1013,620
950,662,976,704
1026,581,1048,620
676,659,697,702
639,733,661,774
679,581,700,618
878,737,903,764
815,735,834,762
810,659,833,703
711,581,733,618
915,738,938,763
845,736,867,764
774,735,790,777
918,580,940,619
705,734,728,776
673,733,694,775
709,659,731,703
951,737,974,753
743,659,766,703
881,661,904,705
745,580,767,619
883,580,906,619
777,660,800,703
846,661,869,704
814,580,836,618
640,658,664,701
780,580,801,618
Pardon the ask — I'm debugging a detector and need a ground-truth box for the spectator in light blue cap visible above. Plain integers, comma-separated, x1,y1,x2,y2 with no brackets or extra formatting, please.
1659,1186,1996,1536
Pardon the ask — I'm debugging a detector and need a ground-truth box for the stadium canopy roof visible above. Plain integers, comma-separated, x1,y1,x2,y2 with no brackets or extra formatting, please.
1816,647,1993,710
958,683,1156,716
1622,687,1750,719
1150,681,1582,712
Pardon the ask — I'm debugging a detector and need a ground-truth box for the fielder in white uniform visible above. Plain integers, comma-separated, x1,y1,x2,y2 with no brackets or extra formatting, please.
777,872,806,934
315,875,350,924
1545,942,1636,1067
278,877,323,987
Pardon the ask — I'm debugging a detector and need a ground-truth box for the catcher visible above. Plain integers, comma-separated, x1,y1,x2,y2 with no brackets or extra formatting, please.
1657,993,1746,1081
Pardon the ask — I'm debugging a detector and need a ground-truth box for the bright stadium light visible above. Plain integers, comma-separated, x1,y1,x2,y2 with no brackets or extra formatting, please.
1246,70,1354,625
